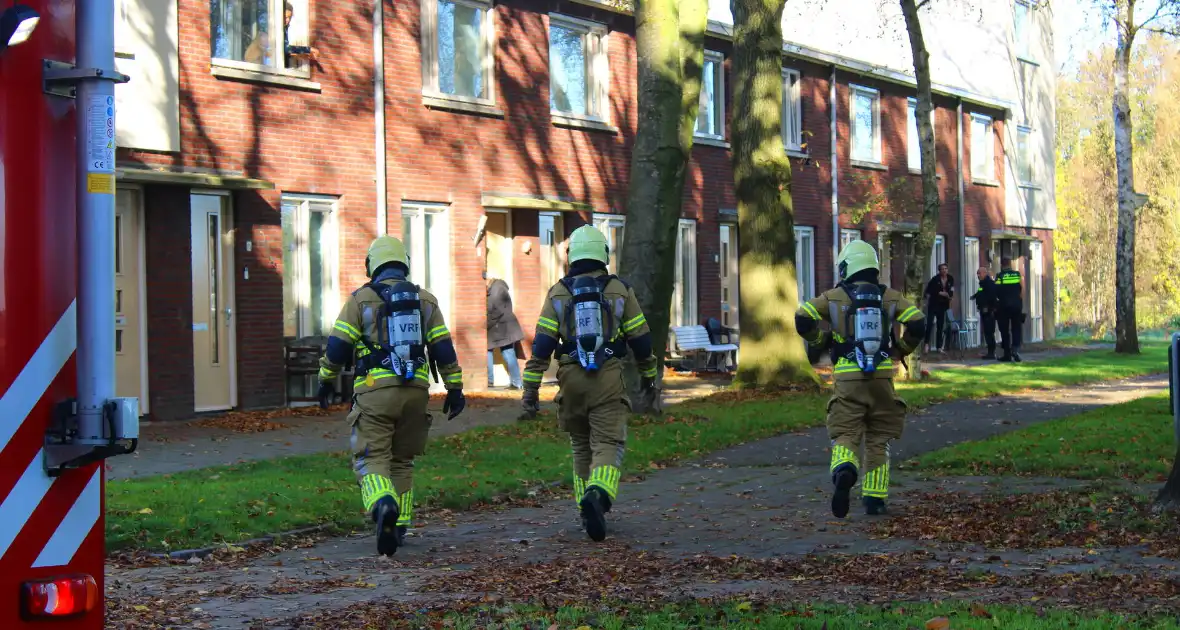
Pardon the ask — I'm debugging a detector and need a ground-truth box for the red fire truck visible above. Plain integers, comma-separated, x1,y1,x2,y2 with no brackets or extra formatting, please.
1,1,138,626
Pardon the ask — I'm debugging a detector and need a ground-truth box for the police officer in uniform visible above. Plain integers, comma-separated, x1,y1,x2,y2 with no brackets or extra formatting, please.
520,225,657,542
995,257,1024,363
795,240,925,517
972,266,999,359
318,235,466,556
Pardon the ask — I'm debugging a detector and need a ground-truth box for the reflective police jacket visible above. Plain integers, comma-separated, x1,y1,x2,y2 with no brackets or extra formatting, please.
795,285,925,381
318,276,463,395
995,269,1024,312
522,269,657,386
972,276,999,313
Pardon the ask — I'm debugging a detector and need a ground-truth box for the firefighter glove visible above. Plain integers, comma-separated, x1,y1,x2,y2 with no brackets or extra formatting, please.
317,381,335,409
443,388,466,420
521,387,540,417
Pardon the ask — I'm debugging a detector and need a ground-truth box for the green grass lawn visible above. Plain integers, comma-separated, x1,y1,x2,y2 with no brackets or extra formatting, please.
372,601,1180,630
911,393,1175,481
107,344,1169,553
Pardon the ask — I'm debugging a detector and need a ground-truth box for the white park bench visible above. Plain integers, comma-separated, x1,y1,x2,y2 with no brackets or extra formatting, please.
670,325,738,372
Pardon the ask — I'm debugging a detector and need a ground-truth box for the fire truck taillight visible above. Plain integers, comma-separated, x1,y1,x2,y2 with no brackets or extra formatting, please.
20,575,99,619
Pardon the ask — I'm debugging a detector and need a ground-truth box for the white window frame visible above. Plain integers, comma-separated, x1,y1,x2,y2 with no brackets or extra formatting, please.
420,0,496,106
280,194,341,340
1016,125,1035,186
719,223,739,329
548,13,610,123
794,226,816,302
963,237,981,347
971,113,996,183
906,97,936,172
538,211,565,289
696,50,726,140
929,234,946,280
672,219,698,328
592,213,626,273
1029,240,1044,342
1014,0,1034,62
400,202,453,336
781,68,803,152
210,0,312,77
849,84,882,164
839,228,861,252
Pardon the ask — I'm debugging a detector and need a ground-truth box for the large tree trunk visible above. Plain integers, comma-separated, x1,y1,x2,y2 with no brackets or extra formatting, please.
730,0,819,389
899,0,940,379
1113,3,1141,354
618,0,708,412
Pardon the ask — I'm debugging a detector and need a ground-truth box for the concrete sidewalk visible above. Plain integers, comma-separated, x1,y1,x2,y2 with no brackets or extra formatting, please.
106,372,1169,629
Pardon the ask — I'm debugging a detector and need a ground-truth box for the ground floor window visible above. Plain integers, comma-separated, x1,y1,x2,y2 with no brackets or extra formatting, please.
929,234,946,280
538,211,565,289
401,202,453,327
281,195,340,341
1029,240,1044,342
840,228,861,252
592,213,625,274
794,226,815,302
672,219,698,328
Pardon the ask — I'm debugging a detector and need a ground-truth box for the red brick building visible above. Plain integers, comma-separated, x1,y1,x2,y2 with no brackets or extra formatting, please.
111,0,1054,420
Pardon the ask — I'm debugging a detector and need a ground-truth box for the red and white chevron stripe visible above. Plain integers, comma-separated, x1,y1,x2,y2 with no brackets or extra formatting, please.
0,301,105,628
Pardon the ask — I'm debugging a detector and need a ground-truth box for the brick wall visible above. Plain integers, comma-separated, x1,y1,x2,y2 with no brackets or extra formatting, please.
123,0,1046,417
143,185,195,421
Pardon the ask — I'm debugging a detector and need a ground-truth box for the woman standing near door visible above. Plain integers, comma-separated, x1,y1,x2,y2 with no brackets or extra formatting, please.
487,277,525,389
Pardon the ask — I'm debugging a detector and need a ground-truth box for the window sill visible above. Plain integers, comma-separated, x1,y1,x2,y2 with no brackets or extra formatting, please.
786,148,810,159
211,61,321,92
693,135,731,149
422,94,505,118
1018,183,1041,191
851,159,888,171
551,113,619,134
1017,55,1040,67
908,168,944,179
973,178,1001,187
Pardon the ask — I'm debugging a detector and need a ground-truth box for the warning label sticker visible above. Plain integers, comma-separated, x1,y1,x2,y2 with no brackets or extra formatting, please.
86,173,115,195
86,95,115,174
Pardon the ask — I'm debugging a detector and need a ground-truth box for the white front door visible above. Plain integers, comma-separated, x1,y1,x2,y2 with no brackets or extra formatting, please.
401,203,452,393
719,224,739,329
190,192,235,412
115,187,148,413
592,214,625,274
281,195,340,401
672,219,698,328
794,226,815,302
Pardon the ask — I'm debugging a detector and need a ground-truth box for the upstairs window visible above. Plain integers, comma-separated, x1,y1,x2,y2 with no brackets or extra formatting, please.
210,0,311,73
907,97,936,171
1014,0,1034,61
421,0,495,103
782,68,802,151
696,51,725,139
549,14,610,121
971,113,995,182
850,84,881,163
1017,126,1034,184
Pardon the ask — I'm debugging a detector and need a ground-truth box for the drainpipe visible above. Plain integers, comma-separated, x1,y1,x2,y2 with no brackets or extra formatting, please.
374,0,387,235
829,64,839,285
956,98,966,317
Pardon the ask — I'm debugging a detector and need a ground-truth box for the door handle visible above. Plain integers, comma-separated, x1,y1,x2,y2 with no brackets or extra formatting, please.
225,307,233,322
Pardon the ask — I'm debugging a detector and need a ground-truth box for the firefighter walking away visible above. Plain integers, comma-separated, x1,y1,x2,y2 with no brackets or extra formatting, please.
520,225,657,542
318,235,466,555
795,239,925,517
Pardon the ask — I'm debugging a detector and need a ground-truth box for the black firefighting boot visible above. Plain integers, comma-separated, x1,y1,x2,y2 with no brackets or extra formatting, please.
863,496,888,516
1012,350,1022,363
831,463,858,519
579,487,611,542
998,353,1013,362
371,496,400,556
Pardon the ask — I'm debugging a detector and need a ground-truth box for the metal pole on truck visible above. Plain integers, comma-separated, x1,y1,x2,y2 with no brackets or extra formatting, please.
74,0,118,445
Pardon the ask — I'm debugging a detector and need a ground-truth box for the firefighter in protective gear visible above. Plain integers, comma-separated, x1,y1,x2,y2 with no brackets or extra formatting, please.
795,239,925,518
317,235,465,556
520,225,657,542
995,257,1024,363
